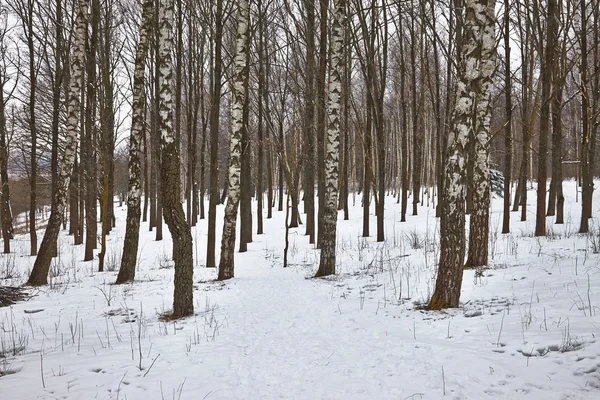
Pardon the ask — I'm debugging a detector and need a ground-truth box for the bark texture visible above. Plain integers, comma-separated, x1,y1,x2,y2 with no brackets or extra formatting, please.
315,0,344,278
158,0,194,317
466,0,496,268
218,0,249,281
27,0,89,286
429,0,494,308
117,0,153,284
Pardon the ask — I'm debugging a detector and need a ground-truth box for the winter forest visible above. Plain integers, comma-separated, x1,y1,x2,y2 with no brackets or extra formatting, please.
1,0,600,398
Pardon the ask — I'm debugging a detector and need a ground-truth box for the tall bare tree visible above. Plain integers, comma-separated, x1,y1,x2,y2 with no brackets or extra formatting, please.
157,0,194,316
429,0,495,308
315,0,344,277
27,0,89,286
218,0,249,281
116,0,153,284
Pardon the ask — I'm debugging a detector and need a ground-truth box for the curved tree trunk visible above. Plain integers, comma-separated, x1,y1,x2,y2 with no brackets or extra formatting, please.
27,0,89,286
157,0,194,317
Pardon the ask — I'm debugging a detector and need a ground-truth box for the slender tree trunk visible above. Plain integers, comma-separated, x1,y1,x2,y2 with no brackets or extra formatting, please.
27,0,89,286
341,9,350,221
466,0,496,268
502,0,512,234
239,26,252,253
154,26,164,242
265,38,273,220
207,0,223,267
316,0,328,247
399,14,408,223
142,120,149,222
303,0,316,244
219,0,249,280
579,0,595,233
315,0,344,277
116,0,153,284
0,69,12,254
256,0,267,234
84,0,99,262
158,0,194,316
551,68,564,224
70,156,79,238
409,7,422,217
25,0,38,256
535,0,558,237
50,0,64,256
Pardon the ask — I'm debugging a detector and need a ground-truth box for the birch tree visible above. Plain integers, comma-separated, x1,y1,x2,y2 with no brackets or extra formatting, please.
116,0,153,284
157,0,194,317
27,0,89,286
315,0,344,277
466,0,497,268
429,0,495,308
218,0,249,281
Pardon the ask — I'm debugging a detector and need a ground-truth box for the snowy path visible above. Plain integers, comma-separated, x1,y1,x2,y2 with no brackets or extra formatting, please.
157,256,598,400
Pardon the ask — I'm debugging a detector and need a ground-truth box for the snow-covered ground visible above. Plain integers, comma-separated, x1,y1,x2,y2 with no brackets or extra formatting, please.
1,180,600,400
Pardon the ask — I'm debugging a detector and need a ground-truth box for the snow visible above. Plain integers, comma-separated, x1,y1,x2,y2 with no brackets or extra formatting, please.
1,180,600,399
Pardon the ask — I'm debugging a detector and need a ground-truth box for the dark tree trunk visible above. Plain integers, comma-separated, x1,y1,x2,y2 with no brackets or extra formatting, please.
239,28,252,253
0,69,12,254
24,0,38,256
316,0,328,247
551,68,564,224
302,0,316,244
502,0,512,234
579,0,596,233
535,0,558,237
84,0,99,262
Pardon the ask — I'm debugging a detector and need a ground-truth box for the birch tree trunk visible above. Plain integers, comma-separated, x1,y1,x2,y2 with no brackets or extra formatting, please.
116,0,153,284
27,0,89,286
429,0,492,308
315,0,344,278
218,0,249,281
466,0,496,268
158,0,194,317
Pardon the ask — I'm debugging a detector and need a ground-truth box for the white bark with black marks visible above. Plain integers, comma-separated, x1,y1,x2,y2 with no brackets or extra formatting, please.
117,0,154,284
315,0,344,278
27,0,89,286
158,0,194,317
218,0,250,281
